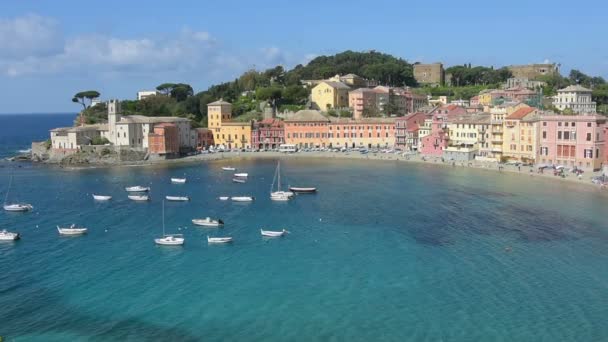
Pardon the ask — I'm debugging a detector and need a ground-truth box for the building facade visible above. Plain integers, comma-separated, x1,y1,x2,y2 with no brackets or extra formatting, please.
507,63,559,79
284,110,331,148
413,63,444,86
252,118,285,149
311,81,350,111
502,107,540,163
328,118,395,149
552,85,597,114
148,123,179,156
446,112,491,160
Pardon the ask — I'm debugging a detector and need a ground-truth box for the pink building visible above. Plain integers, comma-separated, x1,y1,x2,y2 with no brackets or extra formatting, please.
395,112,428,150
419,105,466,156
251,118,284,149
504,86,537,102
537,114,606,170
470,96,480,106
349,88,377,119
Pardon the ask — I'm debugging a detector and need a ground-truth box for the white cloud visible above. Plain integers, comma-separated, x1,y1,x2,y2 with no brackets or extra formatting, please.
0,14,63,59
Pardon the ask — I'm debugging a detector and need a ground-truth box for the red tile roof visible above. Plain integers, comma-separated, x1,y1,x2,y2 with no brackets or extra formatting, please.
507,107,535,120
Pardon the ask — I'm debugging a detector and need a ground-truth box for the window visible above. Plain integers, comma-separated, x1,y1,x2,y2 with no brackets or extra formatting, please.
584,149,592,158
558,122,562,127
558,131,562,139
572,122,575,127
587,133,591,141
587,122,592,127
542,131,547,139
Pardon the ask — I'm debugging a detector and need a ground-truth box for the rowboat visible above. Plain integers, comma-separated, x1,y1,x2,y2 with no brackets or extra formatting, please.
207,236,233,244
128,195,150,201
231,196,254,202
218,196,229,201
289,187,317,193
171,178,187,184
165,196,189,202
57,224,88,236
232,178,246,183
234,173,248,178
0,229,20,241
92,194,112,201
222,167,236,171
260,229,287,237
154,201,184,246
192,217,224,227
125,186,150,192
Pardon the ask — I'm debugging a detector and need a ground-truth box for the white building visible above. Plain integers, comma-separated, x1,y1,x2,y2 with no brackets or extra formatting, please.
50,124,109,150
552,85,596,114
137,90,159,101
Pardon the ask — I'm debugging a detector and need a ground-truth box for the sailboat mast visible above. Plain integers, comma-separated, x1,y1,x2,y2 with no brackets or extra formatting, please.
277,162,281,191
4,175,11,205
162,200,166,236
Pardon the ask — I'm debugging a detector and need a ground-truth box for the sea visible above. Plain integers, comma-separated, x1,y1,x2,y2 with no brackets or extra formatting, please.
0,114,607,341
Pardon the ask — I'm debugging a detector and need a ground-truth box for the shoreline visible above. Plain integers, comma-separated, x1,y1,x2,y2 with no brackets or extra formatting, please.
28,150,608,192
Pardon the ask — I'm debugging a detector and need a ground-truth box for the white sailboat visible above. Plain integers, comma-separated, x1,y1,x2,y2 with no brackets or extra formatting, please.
171,177,187,184
92,194,112,201
125,186,150,192
207,236,233,244
57,224,88,236
165,196,189,202
155,200,185,246
128,195,150,201
192,217,224,227
260,229,287,237
270,161,294,201
231,196,254,202
234,173,248,178
222,167,236,171
0,229,20,241
3,175,33,212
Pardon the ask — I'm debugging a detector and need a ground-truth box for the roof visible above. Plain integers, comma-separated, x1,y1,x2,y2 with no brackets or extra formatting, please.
117,115,190,124
318,81,350,90
558,85,592,92
208,99,232,106
50,124,108,133
450,112,491,125
329,117,395,124
506,107,536,120
285,110,330,122
349,88,376,94
341,73,360,78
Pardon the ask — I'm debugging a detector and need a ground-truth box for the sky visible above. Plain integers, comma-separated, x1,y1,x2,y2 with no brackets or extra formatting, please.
0,0,607,113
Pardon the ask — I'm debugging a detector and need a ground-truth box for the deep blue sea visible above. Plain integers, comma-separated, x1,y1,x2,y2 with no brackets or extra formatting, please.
1,114,607,341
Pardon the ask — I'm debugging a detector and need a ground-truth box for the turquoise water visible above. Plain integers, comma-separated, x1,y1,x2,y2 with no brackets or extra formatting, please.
0,158,607,341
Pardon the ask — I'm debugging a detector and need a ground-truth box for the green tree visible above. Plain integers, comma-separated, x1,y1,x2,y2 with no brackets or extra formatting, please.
256,86,283,110
282,85,309,104
156,83,176,95
72,90,100,110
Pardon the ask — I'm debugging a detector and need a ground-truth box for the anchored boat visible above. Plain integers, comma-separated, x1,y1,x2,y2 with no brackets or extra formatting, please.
154,200,185,246
192,217,224,227
57,224,88,236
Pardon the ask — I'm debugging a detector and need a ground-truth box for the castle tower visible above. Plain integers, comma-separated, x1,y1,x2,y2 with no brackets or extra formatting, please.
107,99,122,145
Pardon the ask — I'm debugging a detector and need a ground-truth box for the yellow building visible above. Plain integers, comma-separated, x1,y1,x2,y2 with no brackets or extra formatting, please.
418,118,433,139
478,89,496,106
448,113,491,148
311,81,350,111
207,99,252,149
502,107,539,162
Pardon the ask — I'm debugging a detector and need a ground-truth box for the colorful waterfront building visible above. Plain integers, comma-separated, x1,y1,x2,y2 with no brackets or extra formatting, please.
395,112,429,150
207,99,252,149
445,112,491,161
195,128,214,150
502,107,540,163
251,118,284,149
148,123,179,156
537,114,606,170
328,117,395,149
284,110,331,148
419,105,466,156
311,81,350,111
483,102,530,161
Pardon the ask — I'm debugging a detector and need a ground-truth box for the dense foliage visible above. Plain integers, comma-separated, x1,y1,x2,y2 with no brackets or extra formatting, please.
445,64,513,87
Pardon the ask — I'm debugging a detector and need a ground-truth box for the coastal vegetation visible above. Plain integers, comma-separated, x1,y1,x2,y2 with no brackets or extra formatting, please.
73,51,608,126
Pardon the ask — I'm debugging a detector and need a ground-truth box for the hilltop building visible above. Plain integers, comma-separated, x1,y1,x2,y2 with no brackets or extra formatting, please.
507,63,559,79
413,63,444,86
552,85,596,114
311,81,350,111
137,90,159,100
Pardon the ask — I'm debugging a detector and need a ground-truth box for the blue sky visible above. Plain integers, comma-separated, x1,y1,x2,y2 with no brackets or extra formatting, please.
0,0,607,113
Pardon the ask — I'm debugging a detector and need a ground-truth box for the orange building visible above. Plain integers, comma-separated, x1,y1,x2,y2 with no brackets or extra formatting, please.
148,123,179,156
196,128,215,150
284,110,331,148
328,117,395,148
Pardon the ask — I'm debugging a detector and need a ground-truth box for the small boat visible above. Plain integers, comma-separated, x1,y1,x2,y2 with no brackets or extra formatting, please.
207,236,233,244
154,201,185,246
218,196,229,201
232,178,246,183
260,229,287,237
92,194,112,201
192,217,224,227
270,162,293,201
128,195,150,201
3,175,33,212
3,203,33,212
231,196,254,202
165,196,189,202
234,173,248,178
171,178,187,184
289,187,317,193
125,186,150,192
222,167,236,171
0,229,20,241
57,224,88,236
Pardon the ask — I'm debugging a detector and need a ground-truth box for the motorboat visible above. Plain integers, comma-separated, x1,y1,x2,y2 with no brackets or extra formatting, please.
222,167,236,171
231,196,254,202
125,186,150,192
171,178,187,184
232,178,246,183
218,196,229,201
260,229,287,237
192,217,224,227
128,195,150,201
57,224,88,236
289,187,317,193
234,173,248,178
165,196,190,202
0,229,20,241
92,194,112,201
154,200,185,246
3,203,33,212
3,175,33,212
207,236,233,244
